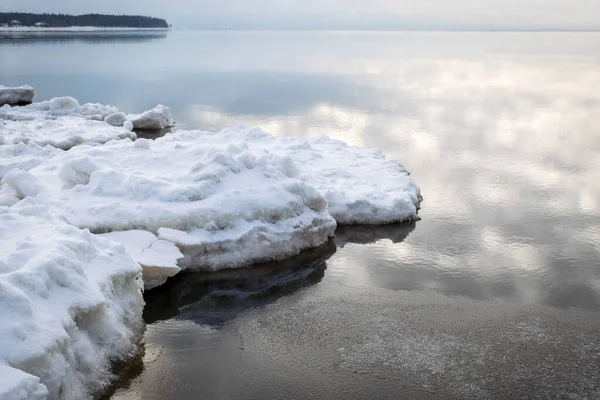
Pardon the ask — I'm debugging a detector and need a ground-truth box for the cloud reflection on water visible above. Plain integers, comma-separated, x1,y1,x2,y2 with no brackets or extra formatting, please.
188,53,600,310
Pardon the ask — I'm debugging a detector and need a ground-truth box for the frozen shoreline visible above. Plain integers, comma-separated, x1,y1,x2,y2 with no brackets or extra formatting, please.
0,87,421,399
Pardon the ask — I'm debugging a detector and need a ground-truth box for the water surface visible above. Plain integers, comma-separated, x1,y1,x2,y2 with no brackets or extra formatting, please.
2,30,600,399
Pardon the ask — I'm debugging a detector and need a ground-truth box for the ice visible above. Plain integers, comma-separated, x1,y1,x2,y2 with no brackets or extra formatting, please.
0,117,135,150
0,366,48,400
0,142,63,179
129,105,174,130
212,127,421,224
104,112,127,127
0,200,144,400
0,97,119,121
99,230,183,290
2,131,337,271
0,95,174,133
0,85,35,106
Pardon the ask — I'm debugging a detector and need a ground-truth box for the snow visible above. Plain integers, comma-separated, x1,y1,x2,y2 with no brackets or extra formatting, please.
0,90,422,397
0,141,63,179
0,366,48,400
129,105,174,130
0,200,144,400
99,230,183,290
209,127,422,224
0,85,35,106
1,96,174,133
104,112,127,127
0,97,119,122
0,123,420,270
1,130,337,271
0,117,136,150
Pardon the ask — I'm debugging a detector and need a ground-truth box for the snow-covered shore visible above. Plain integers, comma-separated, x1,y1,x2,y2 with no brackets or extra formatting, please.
0,87,421,398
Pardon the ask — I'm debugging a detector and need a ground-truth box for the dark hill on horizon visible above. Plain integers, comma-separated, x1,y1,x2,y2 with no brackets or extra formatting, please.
0,12,169,28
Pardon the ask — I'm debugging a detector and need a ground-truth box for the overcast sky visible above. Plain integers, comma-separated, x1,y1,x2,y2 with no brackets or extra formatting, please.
2,0,600,30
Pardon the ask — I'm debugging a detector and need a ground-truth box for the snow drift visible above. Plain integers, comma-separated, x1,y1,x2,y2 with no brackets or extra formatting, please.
0,140,62,180
0,132,338,271
0,117,136,150
216,126,422,224
128,105,174,130
0,200,144,400
0,96,174,131
0,125,421,272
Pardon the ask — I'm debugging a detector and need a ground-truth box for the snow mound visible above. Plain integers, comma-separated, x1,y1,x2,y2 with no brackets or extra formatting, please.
0,95,174,132
0,141,63,179
0,96,119,121
104,112,127,127
0,200,144,400
216,127,422,224
0,366,48,400
1,132,337,271
0,117,136,150
99,230,183,290
0,85,35,106
129,105,174,130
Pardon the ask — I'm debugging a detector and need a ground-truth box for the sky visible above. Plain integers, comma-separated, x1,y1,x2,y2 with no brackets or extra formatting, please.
2,0,600,30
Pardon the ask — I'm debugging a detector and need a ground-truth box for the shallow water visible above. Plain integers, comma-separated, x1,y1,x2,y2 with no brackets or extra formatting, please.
2,30,600,399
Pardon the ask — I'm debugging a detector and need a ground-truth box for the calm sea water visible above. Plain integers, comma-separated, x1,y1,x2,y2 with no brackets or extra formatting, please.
2,30,600,399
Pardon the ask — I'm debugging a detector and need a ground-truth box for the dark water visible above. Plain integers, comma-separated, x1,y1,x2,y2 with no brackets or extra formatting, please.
2,31,600,399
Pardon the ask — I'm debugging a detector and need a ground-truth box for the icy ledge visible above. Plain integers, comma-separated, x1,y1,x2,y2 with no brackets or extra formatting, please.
0,132,338,274
0,200,144,400
0,85,35,106
0,126,420,281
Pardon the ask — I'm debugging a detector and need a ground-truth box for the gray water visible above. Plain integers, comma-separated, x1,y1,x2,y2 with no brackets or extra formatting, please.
2,30,600,399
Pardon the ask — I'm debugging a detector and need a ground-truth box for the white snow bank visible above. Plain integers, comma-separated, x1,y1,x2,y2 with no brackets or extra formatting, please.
0,96,119,121
99,230,183,290
213,127,422,224
0,85,35,106
0,200,144,400
129,105,174,130
0,141,63,179
0,117,135,150
104,112,127,127
1,132,337,271
1,95,174,131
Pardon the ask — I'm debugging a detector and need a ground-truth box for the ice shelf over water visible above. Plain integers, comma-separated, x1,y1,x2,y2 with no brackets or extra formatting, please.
0,200,144,400
99,230,183,290
1,133,338,270
216,127,422,225
0,92,421,398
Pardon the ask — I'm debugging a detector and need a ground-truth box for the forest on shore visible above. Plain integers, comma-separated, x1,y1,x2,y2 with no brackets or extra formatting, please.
0,12,169,28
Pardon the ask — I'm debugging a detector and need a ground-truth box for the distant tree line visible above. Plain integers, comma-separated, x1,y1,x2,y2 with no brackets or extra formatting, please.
0,13,169,28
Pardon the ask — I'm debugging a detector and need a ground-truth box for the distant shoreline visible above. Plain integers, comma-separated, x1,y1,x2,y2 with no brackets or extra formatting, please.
0,27,171,32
